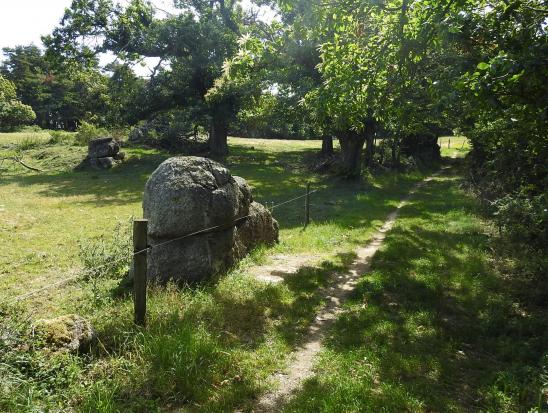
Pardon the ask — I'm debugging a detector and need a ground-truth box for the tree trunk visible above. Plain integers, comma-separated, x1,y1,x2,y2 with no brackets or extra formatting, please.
391,141,398,166
339,134,366,179
209,113,228,157
363,119,376,167
321,135,334,156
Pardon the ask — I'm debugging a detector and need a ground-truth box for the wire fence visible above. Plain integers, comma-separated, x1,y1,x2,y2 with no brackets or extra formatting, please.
6,184,325,306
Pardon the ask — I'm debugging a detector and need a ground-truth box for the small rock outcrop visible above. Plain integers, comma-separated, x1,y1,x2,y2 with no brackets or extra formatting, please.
143,156,279,283
33,314,95,353
87,137,125,169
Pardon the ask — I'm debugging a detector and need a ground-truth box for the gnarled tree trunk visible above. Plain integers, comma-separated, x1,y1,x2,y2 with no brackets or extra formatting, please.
209,112,228,157
364,119,376,167
321,135,334,156
339,133,366,179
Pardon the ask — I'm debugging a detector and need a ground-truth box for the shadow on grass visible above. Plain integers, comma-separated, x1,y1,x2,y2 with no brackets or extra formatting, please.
0,149,170,207
84,253,361,412
284,171,548,412
1,142,428,231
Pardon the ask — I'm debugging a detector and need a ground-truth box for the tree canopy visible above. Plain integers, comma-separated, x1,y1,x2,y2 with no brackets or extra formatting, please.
1,0,546,217
0,74,36,131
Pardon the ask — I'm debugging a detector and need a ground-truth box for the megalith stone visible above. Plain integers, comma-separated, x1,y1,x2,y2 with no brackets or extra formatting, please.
143,156,278,283
87,137,125,170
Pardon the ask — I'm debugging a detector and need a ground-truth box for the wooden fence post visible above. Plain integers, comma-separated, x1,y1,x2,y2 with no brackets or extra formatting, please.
133,219,148,326
305,182,311,228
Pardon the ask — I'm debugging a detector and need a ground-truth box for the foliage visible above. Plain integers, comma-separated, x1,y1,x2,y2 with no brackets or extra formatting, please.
1,45,109,130
447,0,548,248
234,92,318,139
74,121,108,145
43,0,246,153
0,303,83,412
16,135,44,151
0,75,36,131
492,194,548,249
78,220,132,282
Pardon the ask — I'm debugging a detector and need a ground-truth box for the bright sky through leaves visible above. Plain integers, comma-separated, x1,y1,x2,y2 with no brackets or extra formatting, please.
0,0,276,76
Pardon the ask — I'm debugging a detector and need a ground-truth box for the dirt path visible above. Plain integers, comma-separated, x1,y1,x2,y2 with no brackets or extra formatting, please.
252,174,438,412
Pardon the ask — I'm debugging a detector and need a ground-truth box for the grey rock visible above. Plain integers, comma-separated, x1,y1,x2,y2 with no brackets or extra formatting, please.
88,137,120,159
235,201,279,258
89,156,118,170
114,151,126,161
143,156,278,283
129,126,146,142
86,137,124,169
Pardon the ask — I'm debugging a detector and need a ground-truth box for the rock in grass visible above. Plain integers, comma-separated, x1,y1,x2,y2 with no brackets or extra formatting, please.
86,137,125,170
235,201,279,255
143,156,278,283
33,314,95,353
88,137,119,158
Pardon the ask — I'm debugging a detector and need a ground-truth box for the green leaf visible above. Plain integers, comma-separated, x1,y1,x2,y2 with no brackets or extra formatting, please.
477,62,490,70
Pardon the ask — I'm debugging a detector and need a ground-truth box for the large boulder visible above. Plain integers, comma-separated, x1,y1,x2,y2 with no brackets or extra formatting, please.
143,156,278,283
235,202,279,256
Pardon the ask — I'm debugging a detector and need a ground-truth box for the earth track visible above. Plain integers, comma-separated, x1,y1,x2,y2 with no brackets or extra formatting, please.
252,173,440,412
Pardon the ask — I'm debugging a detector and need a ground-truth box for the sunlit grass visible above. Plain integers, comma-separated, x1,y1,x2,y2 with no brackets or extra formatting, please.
0,134,424,311
0,131,52,145
438,136,470,158
284,171,547,412
1,132,432,412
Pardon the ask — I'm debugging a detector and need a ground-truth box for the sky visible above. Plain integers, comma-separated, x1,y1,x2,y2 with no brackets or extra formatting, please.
0,0,275,76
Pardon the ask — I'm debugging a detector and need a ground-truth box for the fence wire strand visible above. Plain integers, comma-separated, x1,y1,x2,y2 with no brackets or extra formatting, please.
6,184,325,305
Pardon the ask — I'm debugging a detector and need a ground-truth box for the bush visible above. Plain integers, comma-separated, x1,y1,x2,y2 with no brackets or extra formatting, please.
74,121,108,146
492,194,548,249
108,126,130,142
0,75,36,131
18,125,43,133
78,221,132,282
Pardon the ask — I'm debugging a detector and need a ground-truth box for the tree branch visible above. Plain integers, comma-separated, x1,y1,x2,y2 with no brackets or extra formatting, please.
0,157,45,172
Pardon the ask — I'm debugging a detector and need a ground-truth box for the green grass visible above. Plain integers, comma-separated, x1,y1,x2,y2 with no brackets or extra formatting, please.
3,132,543,412
438,136,470,158
0,135,423,310
0,133,432,412
283,168,548,412
0,131,52,145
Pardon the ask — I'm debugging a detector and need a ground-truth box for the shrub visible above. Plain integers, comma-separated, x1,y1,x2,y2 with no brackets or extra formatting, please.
108,126,130,142
18,125,43,133
0,75,36,131
78,221,132,282
492,194,548,249
74,121,108,146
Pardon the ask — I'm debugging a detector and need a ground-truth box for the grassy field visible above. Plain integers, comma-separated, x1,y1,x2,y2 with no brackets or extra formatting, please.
0,132,428,412
438,136,470,158
1,132,544,412
0,134,420,310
